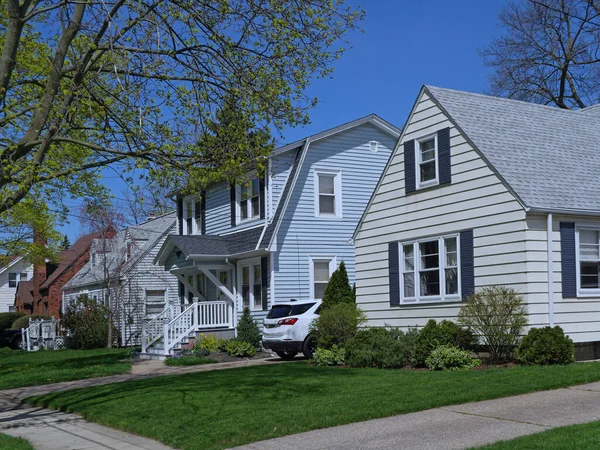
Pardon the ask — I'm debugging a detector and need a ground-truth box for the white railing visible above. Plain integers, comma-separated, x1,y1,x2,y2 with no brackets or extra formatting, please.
142,307,171,353
198,301,231,328
142,300,234,356
22,318,57,351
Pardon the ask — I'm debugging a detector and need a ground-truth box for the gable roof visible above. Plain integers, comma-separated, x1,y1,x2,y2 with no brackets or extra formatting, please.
0,256,23,276
40,230,106,289
425,86,600,215
64,212,176,290
15,280,34,306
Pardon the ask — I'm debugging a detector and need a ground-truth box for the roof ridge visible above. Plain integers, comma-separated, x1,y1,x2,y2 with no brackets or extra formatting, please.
425,85,581,114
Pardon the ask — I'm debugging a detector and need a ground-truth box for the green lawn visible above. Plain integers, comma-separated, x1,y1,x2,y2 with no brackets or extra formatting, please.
476,420,600,449
28,361,600,450
0,348,132,390
0,432,34,450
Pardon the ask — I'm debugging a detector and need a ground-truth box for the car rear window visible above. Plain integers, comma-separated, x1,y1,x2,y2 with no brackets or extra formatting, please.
267,303,316,319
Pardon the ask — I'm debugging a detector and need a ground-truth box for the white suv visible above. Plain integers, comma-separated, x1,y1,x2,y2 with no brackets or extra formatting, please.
262,300,321,359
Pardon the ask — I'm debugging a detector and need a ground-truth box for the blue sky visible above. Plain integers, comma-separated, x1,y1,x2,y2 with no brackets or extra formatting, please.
60,0,508,240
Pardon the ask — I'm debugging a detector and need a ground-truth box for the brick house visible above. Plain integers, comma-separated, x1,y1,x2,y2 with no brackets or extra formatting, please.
15,229,114,318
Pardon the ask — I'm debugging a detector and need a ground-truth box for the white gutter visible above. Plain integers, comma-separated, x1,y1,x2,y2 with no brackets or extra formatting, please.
547,213,554,327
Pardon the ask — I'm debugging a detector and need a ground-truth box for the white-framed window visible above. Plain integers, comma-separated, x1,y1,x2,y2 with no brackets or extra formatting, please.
8,272,27,288
576,225,600,295
239,259,262,310
216,270,230,300
145,289,166,316
314,169,342,218
184,199,194,235
310,256,336,299
237,177,261,223
416,134,438,189
400,234,460,304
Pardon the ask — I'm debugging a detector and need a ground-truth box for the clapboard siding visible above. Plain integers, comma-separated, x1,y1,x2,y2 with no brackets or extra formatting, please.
355,91,528,329
525,213,600,342
0,260,32,313
270,151,297,214
274,123,395,302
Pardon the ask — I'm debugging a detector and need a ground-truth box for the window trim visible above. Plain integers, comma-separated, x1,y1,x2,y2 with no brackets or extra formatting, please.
183,198,195,235
8,272,18,288
145,288,167,315
415,133,439,190
575,223,600,297
237,257,263,311
236,175,261,224
398,234,461,304
308,255,337,300
313,168,343,219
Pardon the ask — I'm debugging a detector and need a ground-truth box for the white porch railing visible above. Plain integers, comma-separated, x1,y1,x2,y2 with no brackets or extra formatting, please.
22,318,58,351
143,300,234,356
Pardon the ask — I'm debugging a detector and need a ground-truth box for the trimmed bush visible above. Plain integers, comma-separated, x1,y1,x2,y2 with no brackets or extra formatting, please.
321,261,354,309
310,302,365,349
165,356,217,366
411,319,477,367
62,296,115,349
0,312,24,331
346,327,417,369
425,344,481,371
311,345,346,366
225,340,257,357
458,286,527,363
236,307,261,349
516,326,575,365
11,314,50,330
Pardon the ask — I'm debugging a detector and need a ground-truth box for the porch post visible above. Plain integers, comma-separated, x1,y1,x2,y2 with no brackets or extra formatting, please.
163,322,169,355
193,299,199,329
141,322,147,354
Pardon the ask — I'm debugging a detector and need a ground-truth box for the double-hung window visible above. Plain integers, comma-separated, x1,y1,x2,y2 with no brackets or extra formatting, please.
416,135,438,188
400,235,460,303
240,261,262,310
185,200,194,235
8,272,27,288
578,228,600,293
311,257,335,299
239,177,260,221
315,170,342,218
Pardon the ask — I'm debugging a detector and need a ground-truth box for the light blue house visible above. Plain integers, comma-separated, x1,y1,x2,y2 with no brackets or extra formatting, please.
144,115,399,357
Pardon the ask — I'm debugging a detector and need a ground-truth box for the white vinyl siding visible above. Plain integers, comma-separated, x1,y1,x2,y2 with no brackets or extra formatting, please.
355,90,527,329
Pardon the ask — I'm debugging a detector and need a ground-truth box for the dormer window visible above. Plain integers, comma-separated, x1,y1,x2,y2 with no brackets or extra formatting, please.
239,177,260,222
185,201,194,234
417,135,438,188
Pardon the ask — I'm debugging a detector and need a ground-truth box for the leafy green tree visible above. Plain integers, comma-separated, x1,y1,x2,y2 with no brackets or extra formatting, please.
59,234,71,251
321,261,354,309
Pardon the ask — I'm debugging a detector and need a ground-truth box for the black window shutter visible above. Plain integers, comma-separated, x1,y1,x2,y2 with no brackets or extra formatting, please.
230,184,236,227
404,140,416,194
261,256,269,310
200,190,206,235
176,196,183,235
438,127,451,185
259,176,266,219
460,229,474,300
560,222,576,298
388,242,400,306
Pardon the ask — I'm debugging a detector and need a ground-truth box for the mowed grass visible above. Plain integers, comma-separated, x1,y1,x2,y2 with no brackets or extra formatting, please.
28,361,600,450
0,348,132,390
0,432,34,450
476,420,600,449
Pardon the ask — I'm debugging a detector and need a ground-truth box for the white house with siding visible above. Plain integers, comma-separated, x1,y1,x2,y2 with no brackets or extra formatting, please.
147,115,400,357
353,86,600,359
63,212,178,346
0,257,32,313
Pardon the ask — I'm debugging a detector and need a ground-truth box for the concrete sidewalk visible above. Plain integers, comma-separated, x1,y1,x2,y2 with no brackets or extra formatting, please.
235,382,600,450
0,357,284,450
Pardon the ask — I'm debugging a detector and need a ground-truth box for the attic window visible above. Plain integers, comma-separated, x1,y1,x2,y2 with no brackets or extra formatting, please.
416,134,438,189
369,141,379,153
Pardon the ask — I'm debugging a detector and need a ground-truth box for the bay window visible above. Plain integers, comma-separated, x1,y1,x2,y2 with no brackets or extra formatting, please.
400,235,460,303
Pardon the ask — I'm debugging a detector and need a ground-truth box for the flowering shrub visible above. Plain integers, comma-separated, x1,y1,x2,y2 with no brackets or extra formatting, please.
425,344,480,371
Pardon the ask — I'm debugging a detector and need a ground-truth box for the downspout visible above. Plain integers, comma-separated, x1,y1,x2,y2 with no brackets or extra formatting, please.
547,213,554,327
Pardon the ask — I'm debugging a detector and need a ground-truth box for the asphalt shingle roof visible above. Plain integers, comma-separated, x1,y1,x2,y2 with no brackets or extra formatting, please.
426,86,600,214
167,226,264,258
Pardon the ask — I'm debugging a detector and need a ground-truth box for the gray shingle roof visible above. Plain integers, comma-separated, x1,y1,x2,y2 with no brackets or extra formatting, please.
426,86,600,214
165,226,264,258
64,212,176,289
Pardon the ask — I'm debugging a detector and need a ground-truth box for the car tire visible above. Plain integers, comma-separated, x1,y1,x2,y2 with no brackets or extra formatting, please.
275,350,298,360
10,334,23,350
302,335,316,359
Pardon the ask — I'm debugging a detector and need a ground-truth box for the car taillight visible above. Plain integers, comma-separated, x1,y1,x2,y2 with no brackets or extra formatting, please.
277,318,298,325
